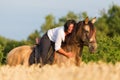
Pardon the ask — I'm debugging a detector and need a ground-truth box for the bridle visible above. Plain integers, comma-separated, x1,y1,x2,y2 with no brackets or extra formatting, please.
76,21,96,46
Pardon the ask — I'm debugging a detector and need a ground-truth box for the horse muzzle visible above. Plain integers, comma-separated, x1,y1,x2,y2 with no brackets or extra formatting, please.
88,42,97,53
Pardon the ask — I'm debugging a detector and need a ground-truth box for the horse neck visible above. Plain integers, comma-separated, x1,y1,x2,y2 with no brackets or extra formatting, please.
74,22,83,45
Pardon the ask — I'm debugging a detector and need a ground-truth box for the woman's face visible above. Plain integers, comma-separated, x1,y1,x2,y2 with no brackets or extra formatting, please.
67,24,74,33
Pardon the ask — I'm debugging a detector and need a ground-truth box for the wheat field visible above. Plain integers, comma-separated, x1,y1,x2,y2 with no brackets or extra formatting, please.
0,62,120,80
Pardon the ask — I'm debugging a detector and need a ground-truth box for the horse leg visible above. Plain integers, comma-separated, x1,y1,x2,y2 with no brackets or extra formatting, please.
75,46,83,66
23,50,32,66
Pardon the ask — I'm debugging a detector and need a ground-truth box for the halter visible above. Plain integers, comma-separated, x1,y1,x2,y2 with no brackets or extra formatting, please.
77,21,96,46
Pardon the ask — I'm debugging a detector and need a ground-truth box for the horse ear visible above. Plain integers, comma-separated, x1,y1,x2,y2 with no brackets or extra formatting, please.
85,17,89,24
91,17,96,24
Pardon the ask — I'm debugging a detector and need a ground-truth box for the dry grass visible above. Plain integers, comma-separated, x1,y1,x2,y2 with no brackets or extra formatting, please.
0,62,120,80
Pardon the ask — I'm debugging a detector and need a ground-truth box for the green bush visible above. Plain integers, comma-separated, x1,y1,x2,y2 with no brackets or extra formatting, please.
0,45,4,65
82,35,120,64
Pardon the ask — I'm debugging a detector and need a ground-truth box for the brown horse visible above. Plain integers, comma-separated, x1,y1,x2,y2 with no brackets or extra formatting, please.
6,17,97,66
54,17,97,66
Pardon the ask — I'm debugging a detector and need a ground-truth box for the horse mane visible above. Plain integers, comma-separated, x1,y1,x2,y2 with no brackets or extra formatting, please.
63,23,78,45
63,20,96,46
64,21,87,45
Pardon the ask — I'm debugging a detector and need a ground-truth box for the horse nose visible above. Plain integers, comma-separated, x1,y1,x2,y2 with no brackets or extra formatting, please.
89,42,97,53
91,46,95,51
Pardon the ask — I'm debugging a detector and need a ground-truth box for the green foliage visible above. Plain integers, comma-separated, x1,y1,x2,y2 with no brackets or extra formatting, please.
0,45,4,65
0,38,30,64
59,11,79,23
107,5,120,37
96,4,120,37
3,40,28,55
0,36,9,46
80,4,120,64
78,12,88,20
82,36,120,64
27,30,40,44
40,14,57,34
95,14,108,35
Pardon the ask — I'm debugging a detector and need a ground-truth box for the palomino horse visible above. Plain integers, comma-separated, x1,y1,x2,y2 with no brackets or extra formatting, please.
6,17,97,66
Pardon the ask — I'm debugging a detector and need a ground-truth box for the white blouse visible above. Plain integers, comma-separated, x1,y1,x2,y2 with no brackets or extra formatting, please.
47,26,65,51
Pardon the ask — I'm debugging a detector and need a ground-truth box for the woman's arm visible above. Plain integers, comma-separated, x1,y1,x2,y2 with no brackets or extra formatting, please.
55,29,74,58
57,48,74,58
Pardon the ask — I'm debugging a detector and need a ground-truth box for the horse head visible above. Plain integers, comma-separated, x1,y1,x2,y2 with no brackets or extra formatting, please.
76,17,97,53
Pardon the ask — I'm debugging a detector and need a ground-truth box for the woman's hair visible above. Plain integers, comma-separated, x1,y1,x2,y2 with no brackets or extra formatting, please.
64,20,77,45
64,20,76,32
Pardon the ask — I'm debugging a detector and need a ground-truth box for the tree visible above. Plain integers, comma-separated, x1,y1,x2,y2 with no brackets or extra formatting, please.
40,14,56,34
0,45,4,65
107,5,120,37
95,4,120,37
27,30,40,44
78,12,88,20
95,9,109,38
59,11,79,25
0,36,9,46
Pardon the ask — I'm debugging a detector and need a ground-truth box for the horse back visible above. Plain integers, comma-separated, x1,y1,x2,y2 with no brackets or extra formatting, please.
7,45,33,66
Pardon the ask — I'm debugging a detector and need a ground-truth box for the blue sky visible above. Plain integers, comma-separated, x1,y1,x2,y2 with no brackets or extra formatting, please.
0,0,120,41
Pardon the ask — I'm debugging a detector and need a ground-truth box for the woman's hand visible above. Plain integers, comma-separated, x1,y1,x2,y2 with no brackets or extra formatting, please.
57,48,74,58
66,52,74,58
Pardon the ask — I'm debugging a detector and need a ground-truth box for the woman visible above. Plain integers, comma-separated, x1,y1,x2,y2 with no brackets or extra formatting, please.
37,20,76,65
